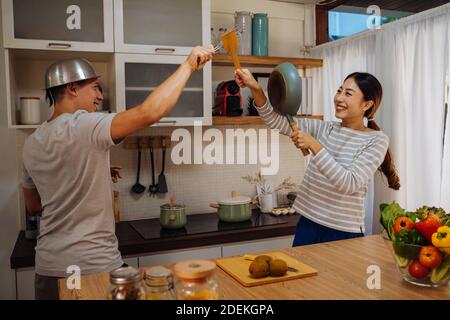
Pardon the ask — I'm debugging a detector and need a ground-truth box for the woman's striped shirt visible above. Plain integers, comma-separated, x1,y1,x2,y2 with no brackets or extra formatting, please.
257,101,389,233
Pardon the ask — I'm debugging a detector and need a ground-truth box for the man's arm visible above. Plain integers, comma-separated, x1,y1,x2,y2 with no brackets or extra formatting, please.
110,45,214,143
23,187,42,215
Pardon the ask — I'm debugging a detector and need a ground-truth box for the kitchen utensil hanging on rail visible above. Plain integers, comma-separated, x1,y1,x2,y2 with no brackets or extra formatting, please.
157,137,168,193
149,139,158,195
131,138,146,194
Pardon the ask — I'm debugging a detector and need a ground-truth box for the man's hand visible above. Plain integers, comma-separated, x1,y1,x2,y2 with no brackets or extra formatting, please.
290,131,323,155
184,45,215,72
110,166,122,183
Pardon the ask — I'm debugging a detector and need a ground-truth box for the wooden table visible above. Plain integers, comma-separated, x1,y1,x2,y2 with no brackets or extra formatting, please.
59,235,450,300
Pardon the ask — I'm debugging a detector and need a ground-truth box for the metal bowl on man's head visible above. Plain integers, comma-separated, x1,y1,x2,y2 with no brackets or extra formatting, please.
45,58,100,89
267,63,302,116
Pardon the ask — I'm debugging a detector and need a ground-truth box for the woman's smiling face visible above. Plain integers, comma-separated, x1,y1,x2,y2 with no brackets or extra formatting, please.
334,77,372,121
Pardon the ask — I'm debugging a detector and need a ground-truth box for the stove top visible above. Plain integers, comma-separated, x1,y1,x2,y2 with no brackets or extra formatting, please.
128,211,288,240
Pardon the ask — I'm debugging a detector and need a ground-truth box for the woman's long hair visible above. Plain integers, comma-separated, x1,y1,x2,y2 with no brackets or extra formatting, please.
345,72,400,190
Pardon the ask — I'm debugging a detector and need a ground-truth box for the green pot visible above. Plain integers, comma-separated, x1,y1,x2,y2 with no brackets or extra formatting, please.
211,194,253,223
160,204,187,229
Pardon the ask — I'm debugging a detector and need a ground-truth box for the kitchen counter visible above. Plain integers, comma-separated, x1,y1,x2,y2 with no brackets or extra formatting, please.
10,210,300,269
58,235,450,300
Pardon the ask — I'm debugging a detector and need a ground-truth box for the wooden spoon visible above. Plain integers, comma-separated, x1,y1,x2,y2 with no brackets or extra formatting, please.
220,30,241,70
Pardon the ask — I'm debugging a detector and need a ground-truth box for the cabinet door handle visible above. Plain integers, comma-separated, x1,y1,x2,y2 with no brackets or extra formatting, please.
154,48,176,54
47,42,71,49
158,120,177,125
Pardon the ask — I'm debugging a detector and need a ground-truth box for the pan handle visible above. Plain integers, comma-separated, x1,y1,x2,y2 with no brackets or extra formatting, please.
288,118,310,156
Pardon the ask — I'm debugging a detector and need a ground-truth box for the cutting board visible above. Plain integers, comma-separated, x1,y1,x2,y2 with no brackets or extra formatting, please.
216,251,318,287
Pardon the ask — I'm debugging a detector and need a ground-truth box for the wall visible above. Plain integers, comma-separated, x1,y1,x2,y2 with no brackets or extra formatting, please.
0,5,21,299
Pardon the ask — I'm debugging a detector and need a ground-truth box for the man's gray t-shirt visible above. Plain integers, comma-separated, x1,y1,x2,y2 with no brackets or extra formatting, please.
22,110,123,277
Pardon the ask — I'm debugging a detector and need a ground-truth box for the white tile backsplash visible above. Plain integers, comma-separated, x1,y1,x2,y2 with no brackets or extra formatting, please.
17,125,307,223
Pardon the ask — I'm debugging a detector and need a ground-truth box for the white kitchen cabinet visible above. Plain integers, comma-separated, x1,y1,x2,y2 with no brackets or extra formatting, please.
1,0,114,52
122,256,139,268
221,235,295,257
114,0,210,55
113,53,212,126
4,49,114,128
15,267,35,300
138,245,221,268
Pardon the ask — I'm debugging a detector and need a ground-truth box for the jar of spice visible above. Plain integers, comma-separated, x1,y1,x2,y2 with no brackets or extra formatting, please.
106,266,146,300
173,260,219,300
144,266,176,300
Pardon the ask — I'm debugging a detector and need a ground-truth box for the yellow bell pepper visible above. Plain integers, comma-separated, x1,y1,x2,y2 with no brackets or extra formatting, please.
432,226,450,254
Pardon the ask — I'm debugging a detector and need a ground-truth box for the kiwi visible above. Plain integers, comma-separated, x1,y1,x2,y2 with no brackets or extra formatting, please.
269,259,288,277
249,260,270,278
254,255,272,264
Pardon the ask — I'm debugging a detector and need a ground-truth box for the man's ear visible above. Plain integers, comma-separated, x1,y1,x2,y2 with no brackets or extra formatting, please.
66,83,78,97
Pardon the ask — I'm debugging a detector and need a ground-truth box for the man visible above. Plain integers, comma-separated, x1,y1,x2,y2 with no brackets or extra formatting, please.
22,45,214,299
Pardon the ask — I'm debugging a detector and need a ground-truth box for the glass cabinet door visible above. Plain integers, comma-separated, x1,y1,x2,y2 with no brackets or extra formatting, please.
114,54,212,126
114,0,210,55
2,0,114,51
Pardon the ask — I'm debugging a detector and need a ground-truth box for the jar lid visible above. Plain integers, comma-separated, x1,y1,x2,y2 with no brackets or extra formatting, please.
254,13,268,17
110,266,142,285
144,266,173,287
173,260,216,280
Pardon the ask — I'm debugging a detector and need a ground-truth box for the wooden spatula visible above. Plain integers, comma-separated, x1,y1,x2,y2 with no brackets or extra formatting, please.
220,30,241,70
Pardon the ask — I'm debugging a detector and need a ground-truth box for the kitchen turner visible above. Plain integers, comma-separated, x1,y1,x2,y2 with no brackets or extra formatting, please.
219,29,241,70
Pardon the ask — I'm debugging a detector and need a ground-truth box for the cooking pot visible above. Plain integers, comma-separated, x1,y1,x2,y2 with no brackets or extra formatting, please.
267,62,309,156
210,191,254,223
160,197,187,229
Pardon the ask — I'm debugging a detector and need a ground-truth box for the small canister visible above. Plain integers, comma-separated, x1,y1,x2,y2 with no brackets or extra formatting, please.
144,266,176,300
106,266,146,300
252,13,269,56
174,260,219,300
20,97,41,125
234,11,253,55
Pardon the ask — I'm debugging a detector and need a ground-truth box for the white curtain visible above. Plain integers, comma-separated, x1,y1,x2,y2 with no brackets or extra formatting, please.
309,3,450,233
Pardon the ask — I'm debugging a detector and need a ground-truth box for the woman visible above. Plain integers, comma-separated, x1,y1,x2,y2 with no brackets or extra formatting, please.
235,69,400,246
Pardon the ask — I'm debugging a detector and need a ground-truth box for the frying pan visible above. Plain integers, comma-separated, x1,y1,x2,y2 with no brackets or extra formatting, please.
268,63,310,156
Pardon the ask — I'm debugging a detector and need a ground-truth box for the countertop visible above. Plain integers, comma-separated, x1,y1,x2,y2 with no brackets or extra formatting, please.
10,210,300,269
58,235,450,300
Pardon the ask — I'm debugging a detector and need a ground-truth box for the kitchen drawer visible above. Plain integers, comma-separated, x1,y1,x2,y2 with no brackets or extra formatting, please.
15,267,35,300
138,245,221,268
221,235,295,257
2,0,114,52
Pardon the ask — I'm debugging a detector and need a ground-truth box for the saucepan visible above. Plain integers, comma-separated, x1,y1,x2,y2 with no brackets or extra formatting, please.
210,191,255,223
267,63,309,156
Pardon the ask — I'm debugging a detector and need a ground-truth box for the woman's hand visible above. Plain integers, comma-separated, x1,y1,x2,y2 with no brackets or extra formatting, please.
290,131,323,155
235,68,267,107
234,69,260,90
184,45,215,72
110,165,122,183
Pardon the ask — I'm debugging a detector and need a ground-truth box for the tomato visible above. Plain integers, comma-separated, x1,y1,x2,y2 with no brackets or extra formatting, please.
415,214,442,243
393,217,414,234
408,260,430,279
418,246,442,269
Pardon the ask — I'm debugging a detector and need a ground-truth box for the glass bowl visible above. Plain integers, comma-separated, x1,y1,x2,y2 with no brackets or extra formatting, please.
382,230,450,287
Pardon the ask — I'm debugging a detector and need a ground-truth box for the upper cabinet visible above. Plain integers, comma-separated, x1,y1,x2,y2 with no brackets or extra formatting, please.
1,0,114,51
114,0,210,55
113,53,212,126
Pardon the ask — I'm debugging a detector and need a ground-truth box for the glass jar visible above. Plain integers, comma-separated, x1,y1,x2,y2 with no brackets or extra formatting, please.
144,266,176,300
106,266,146,300
173,260,219,300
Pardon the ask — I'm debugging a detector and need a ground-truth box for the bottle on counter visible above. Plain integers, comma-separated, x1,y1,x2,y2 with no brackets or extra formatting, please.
106,266,146,300
173,260,219,300
144,266,176,300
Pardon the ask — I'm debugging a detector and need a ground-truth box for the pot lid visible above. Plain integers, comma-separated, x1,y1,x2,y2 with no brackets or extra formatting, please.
160,203,185,210
218,195,251,205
